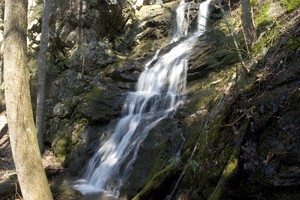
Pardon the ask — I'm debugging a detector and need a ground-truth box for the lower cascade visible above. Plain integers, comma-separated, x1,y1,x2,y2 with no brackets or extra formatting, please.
73,0,211,197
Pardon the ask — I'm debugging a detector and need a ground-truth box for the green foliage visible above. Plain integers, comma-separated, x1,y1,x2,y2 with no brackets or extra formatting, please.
256,2,272,32
253,24,280,56
169,155,181,168
85,85,103,103
250,0,258,6
282,0,300,11
285,37,300,50
188,160,199,174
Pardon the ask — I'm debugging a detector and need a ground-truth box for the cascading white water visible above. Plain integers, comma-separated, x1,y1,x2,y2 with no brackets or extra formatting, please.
73,0,211,197
172,0,189,42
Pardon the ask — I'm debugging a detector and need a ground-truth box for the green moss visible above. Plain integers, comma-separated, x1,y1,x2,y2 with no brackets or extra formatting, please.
50,118,87,166
85,85,103,103
132,164,178,200
182,87,251,199
208,152,239,200
51,181,83,200
194,88,216,110
181,100,232,197
255,2,272,31
146,138,171,181
282,0,300,11
208,121,249,200
207,157,238,200
253,24,280,56
53,133,71,163
185,71,234,115
284,37,300,51
250,0,258,6
223,158,238,177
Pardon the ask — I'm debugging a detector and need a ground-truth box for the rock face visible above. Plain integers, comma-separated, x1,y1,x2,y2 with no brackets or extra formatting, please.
45,68,126,165
222,19,300,199
121,118,184,199
1,0,298,199
40,0,182,179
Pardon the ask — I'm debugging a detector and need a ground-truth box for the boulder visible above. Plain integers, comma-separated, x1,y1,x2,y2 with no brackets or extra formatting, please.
121,118,184,199
65,40,117,71
105,60,144,83
79,83,125,123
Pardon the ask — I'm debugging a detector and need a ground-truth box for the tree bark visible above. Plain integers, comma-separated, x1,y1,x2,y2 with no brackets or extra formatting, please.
241,0,256,46
3,0,53,199
36,0,51,152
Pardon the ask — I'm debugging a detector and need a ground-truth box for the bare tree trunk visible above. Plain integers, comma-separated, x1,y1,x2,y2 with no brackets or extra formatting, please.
241,0,256,46
36,0,51,152
79,0,86,76
3,0,53,199
0,1,4,92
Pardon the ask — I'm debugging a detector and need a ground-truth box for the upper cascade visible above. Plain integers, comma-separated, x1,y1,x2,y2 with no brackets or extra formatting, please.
72,0,211,198
172,0,190,42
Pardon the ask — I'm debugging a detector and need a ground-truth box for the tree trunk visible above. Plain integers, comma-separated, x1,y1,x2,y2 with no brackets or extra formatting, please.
36,0,51,152
241,0,256,46
3,0,53,199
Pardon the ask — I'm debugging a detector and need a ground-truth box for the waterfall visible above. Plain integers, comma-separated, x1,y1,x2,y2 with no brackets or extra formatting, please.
172,0,189,42
73,0,211,197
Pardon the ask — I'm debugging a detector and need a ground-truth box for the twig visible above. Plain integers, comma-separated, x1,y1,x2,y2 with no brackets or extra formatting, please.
215,3,250,74
168,93,226,200
15,183,23,200
222,106,255,127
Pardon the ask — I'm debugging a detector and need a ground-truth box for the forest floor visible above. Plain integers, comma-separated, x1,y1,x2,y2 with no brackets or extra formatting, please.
0,111,63,199
0,112,13,184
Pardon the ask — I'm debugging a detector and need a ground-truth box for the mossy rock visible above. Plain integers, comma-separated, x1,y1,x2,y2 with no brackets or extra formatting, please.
121,118,183,199
51,180,84,200
80,84,124,123
51,118,88,165
52,131,72,164
132,164,180,200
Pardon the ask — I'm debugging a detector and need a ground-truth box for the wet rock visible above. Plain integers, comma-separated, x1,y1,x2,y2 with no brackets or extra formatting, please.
66,125,106,176
51,181,84,200
105,60,144,83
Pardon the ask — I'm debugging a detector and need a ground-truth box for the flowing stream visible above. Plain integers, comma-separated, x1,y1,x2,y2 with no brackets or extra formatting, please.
73,0,211,198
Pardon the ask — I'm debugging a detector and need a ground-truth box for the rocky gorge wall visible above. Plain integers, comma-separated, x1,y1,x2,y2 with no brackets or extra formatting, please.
0,0,299,199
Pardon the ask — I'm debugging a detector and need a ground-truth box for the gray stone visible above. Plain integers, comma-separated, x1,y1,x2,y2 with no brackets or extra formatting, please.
53,102,71,118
